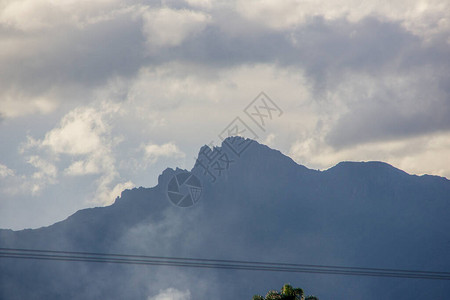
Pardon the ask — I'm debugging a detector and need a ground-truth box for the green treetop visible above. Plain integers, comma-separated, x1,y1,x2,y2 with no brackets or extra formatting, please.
252,283,314,300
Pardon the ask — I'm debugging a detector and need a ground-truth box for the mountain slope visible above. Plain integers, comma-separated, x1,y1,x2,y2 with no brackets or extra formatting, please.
1,138,449,300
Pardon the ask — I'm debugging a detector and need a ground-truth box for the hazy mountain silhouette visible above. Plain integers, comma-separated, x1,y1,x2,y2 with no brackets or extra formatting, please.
1,137,449,299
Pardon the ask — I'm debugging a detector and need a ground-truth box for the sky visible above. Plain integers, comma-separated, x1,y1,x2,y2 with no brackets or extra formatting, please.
0,0,449,230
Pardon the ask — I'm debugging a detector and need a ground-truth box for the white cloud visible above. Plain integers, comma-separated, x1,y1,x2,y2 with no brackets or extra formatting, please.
98,180,134,205
0,155,59,197
263,133,276,147
141,7,211,49
0,0,127,32
0,90,58,118
289,131,450,179
18,101,133,204
184,0,212,9
65,158,101,176
27,156,57,179
26,155,58,194
235,0,450,39
148,288,191,300
125,62,313,153
0,0,61,31
144,142,185,164
41,106,110,155
126,63,224,115
0,164,14,178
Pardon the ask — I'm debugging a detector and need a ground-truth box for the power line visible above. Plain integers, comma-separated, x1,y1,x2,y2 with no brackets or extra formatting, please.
0,247,449,280
2,247,449,276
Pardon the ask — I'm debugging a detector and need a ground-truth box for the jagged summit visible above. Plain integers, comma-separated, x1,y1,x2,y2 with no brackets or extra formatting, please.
193,136,281,167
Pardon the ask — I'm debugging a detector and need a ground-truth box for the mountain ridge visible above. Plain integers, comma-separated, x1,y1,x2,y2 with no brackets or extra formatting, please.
2,137,448,234
1,137,449,300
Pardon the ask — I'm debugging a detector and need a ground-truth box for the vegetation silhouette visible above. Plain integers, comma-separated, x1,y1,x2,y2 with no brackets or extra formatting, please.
252,283,318,300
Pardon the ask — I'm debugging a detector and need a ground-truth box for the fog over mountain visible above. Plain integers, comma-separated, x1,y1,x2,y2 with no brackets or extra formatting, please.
1,137,449,300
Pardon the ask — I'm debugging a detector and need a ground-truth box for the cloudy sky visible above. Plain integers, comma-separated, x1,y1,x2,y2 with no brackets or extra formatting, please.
0,0,449,229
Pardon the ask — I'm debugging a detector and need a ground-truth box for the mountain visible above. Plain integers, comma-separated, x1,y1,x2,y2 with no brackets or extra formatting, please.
1,137,449,300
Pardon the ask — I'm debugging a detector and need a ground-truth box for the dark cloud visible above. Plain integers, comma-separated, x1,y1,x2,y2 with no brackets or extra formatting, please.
0,11,147,98
156,16,450,148
146,15,450,96
284,17,422,88
2,6,449,115
326,94,450,148
149,17,420,78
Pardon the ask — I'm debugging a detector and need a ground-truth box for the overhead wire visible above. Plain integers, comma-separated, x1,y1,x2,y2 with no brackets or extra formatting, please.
0,247,449,280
